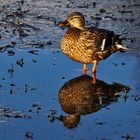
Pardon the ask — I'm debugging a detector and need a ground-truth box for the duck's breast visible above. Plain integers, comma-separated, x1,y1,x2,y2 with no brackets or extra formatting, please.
61,27,95,63
61,27,80,51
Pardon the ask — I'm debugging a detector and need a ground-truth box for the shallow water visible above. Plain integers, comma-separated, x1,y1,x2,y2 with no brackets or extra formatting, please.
0,0,140,140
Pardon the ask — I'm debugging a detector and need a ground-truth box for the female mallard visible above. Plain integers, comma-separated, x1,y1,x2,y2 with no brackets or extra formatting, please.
58,12,128,75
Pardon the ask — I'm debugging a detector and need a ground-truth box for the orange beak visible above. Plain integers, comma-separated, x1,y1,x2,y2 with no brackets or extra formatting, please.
57,20,70,27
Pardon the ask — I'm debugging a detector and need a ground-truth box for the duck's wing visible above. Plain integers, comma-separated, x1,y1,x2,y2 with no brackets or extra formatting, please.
78,27,115,51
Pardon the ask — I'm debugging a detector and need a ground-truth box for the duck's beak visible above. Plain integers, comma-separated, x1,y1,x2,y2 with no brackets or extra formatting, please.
57,20,70,27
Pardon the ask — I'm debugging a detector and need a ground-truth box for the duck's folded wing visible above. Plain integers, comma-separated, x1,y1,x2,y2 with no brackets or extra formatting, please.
78,27,115,51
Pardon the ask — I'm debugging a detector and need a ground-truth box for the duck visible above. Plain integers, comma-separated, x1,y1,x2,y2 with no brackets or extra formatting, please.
58,12,128,76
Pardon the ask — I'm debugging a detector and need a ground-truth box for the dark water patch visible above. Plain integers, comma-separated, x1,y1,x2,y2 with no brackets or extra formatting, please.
0,107,31,119
24,131,34,139
16,58,24,67
121,134,134,140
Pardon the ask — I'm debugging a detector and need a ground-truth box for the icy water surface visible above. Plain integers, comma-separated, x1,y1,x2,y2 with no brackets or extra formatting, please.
0,0,140,140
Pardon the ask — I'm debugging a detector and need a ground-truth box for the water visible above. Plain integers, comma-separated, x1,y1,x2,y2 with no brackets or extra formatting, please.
0,0,140,140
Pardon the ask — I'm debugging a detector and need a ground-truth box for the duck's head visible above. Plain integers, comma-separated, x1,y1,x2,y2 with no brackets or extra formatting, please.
58,12,85,30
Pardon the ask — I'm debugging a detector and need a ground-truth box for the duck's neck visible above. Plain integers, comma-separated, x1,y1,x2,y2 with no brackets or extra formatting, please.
72,21,85,30
72,24,85,30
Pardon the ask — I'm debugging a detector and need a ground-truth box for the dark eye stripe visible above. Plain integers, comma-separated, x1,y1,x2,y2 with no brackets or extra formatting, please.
71,16,80,19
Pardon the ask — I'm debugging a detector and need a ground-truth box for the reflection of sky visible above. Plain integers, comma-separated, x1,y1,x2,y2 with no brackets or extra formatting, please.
0,48,140,139
135,57,140,88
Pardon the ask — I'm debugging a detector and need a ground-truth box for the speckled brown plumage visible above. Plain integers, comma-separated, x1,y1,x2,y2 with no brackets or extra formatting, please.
58,75,130,128
58,75,129,115
58,12,128,74
61,27,116,63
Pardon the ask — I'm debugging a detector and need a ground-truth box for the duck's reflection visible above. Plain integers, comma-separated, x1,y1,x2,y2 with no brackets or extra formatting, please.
49,75,130,128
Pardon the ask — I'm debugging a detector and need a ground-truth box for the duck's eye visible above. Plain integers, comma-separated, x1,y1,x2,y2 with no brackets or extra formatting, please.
74,16,79,19
71,16,79,20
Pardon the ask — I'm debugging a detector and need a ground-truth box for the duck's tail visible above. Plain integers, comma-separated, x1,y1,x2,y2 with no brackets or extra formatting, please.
116,43,129,51
111,35,130,52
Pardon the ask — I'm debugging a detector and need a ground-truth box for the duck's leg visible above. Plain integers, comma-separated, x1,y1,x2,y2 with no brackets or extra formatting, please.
92,60,97,83
83,64,88,75
92,60,97,73
92,72,96,84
